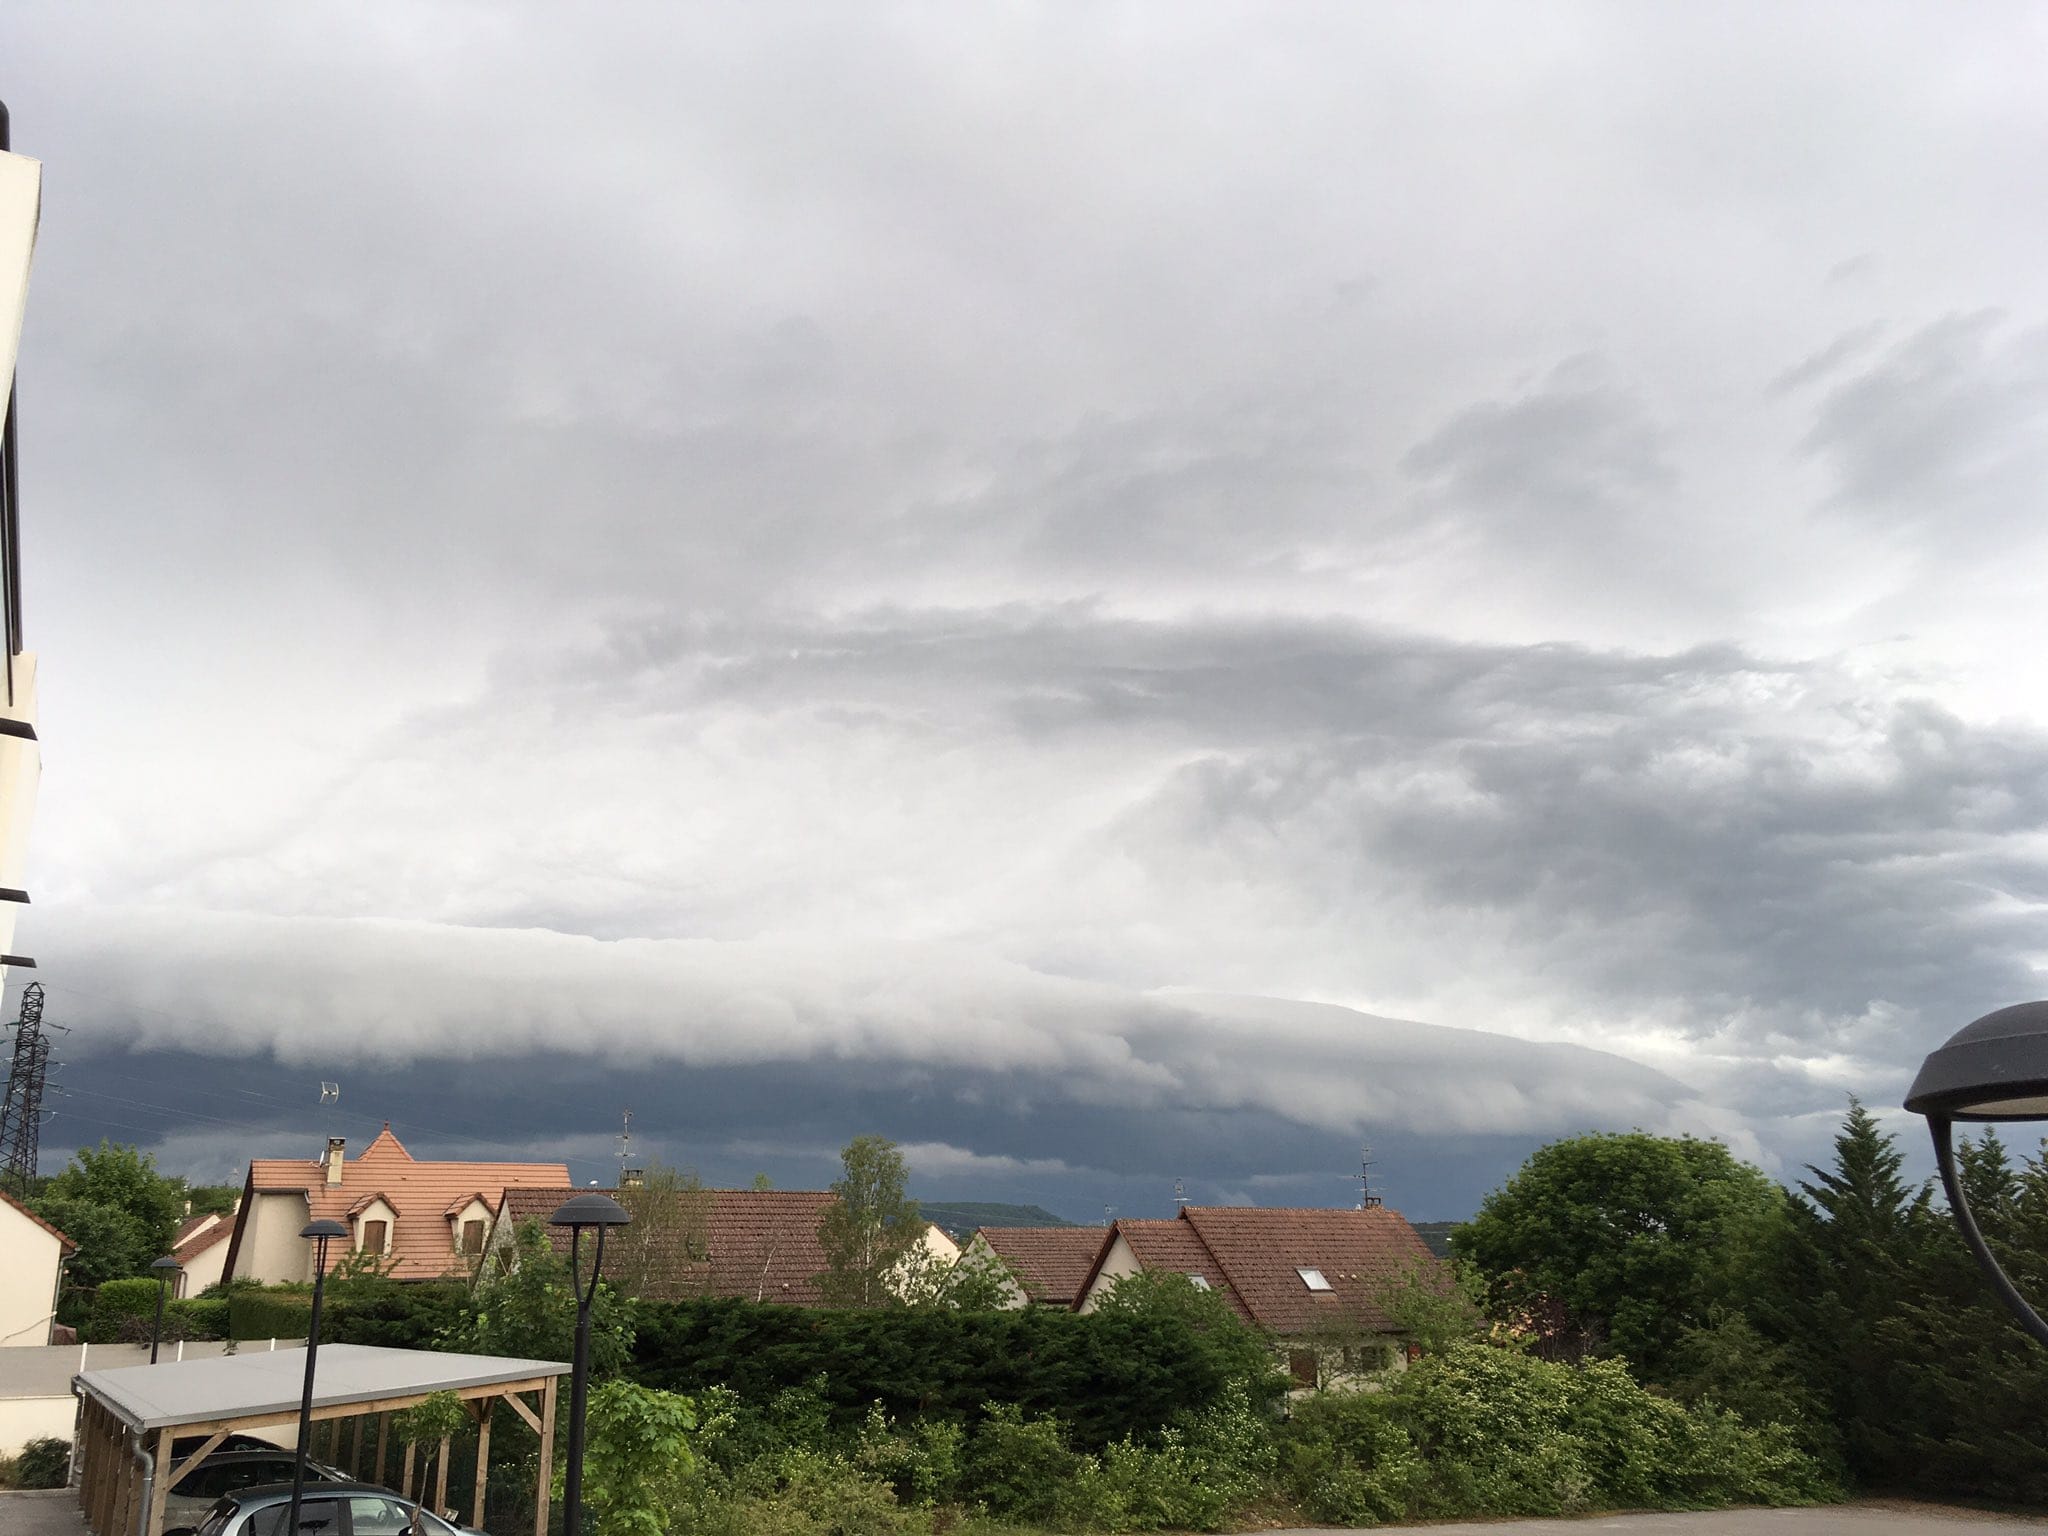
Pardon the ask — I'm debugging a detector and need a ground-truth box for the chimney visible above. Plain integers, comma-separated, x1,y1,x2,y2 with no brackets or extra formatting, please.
325,1137,346,1186
620,1168,645,1190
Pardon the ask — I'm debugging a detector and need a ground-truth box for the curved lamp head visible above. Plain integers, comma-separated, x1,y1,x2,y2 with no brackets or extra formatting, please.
548,1193,631,1230
300,1218,350,1241
1908,1001,2048,1350
1906,1002,2048,1121
150,1255,182,1275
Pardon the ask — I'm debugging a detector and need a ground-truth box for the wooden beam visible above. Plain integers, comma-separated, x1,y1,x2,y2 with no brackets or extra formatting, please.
401,1443,416,1507
376,1413,390,1488
471,1400,493,1531
145,1428,174,1536
500,1393,542,1435
158,1377,559,1442
433,1435,450,1516
164,1431,229,1493
350,1416,364,1479
532,1376,557,1536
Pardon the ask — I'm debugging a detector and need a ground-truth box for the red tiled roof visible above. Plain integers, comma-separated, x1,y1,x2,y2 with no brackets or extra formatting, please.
239,1126,569,1281
970,1227,1103,1306
1180,1206,1437,1334
1,1188,74,1254
499,1186,841,1304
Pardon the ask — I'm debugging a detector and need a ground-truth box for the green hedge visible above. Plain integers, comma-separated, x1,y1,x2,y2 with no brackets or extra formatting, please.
629,1298,1273,1449
229,1290,313,1341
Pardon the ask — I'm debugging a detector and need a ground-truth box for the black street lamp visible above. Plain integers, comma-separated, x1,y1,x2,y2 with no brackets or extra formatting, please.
287,1218,350,1536
549,1192,630,1536
148,1256,181,1364
1906,1001,2048,1348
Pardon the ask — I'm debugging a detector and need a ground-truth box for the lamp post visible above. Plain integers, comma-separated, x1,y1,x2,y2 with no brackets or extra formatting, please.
148,1256,181,1364
287,1218,350,1536
1906,1001,2048,1348
548,1192,630,1536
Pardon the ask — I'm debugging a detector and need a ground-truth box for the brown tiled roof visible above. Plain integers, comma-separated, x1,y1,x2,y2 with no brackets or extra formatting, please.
1,1189,74,1254
498,1186,841,1304
971,1227,1103,1306
1180,1205,1436,1334
1107,1218,1252,1321
239,1126,569,1281
172,1212,230,1263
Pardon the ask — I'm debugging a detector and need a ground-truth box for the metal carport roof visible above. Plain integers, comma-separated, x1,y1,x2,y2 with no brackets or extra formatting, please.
75,1344,565,1432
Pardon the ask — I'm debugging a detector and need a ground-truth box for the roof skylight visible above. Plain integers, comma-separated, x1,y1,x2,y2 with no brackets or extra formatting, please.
1296,1266,1332,1292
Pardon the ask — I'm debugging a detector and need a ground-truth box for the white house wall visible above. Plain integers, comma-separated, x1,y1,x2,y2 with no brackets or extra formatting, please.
234,1193,314,1283
1075,1232,1140,1314
0,1200,63,1347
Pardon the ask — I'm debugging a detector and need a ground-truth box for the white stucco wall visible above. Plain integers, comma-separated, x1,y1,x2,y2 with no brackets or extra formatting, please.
233,1193,313,1283
179,1235,230,1296
1075,1231,1139,1314
0,1199,64,1347
958,1234,1031,1310
0,149,43,984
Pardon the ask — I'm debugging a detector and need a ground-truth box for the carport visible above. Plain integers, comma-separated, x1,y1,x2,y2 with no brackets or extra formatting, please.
72,1345,568,1536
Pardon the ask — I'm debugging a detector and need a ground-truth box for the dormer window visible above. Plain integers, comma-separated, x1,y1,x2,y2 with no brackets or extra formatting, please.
1296,1266,1332,1292
360,1219,389,1254
462,1219,486,1254
447,1195,494,1256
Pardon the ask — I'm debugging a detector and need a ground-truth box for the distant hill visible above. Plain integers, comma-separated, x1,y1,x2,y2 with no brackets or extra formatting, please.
922,1201,1077,1238
1410,1219,1458,1259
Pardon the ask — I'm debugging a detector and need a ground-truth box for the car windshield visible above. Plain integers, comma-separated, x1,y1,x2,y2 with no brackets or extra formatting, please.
195,1500,238,1536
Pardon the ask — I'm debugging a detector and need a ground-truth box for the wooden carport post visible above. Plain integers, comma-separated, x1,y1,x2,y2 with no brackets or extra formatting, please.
533,1376,558,1536
144,1426,174,1536
470,1396,493,1531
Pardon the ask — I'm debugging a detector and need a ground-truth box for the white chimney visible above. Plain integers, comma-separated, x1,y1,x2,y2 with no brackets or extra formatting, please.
325,1137,346,1186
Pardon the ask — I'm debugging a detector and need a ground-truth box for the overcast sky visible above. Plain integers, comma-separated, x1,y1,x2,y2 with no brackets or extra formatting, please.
6,4,2047,1218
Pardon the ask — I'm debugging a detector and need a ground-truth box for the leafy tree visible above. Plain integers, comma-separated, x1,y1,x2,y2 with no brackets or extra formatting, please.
454,1221,633,1374
392,1391,468,1509
815,1135,925,1309
568,1380,696,1536
895,1247,1022,1311
608,1165,712,1301
1451,1131,1787,1382
1368,1256,1487,1358
180,1183,241,1218
1092,1271,1283,1400
32,1141,184,1287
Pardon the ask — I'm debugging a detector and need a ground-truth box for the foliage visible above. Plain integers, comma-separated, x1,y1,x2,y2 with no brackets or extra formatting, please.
0,1438,70,1490
229,1289,313,1341
324,1245,403,1294
31,1141,185,1287
1451,1130,1789,1379
816,1136,926,1309
892,1247,1021,1311
1277,1343,1835,1524
631,1295,1279,1449
1087,1270,1284,1400
452,1220,633,1372
609,1165,714,1302
1368,1256,1488,1357
181,1184,241,1218
569,1380,698,1536
393,1391,469,1508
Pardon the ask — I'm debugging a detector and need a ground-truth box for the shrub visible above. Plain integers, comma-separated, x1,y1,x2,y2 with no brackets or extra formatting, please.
961,1403,1097,1524
3,1438,71,1490
229,1289,313,1341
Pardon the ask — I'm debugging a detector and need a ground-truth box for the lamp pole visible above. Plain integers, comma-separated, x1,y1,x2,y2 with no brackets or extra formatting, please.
148,1256,182,1364
548,1192,630,1536
288,1219,350,1536
1907,1001,2048,1348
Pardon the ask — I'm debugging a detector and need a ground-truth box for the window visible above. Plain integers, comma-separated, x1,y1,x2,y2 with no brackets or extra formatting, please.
1296,1266,1332,1292
461,1219,485,1254
360,1219,389,1254
249,1499,340,1536
1287,1349,1319,1388
347,1496,420,1536
1186,1274,1211,1290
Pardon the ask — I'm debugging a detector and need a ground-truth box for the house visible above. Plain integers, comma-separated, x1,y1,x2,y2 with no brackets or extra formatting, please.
960,1226,1103,1308
489,1185,959,1305
0,1189,72,1346
222,1126,570,1283
1,136,43,989
169,1207,235,1296
1074,1205,1440,1389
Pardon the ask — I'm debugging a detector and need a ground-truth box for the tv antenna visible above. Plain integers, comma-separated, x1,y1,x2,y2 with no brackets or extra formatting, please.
618,1107,633,1168
1359,1144,1383,1209
1173,1177,1187,1209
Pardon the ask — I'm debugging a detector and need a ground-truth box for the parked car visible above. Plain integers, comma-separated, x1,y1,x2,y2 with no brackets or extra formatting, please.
162,1453,348,1526
172,1481,485,1536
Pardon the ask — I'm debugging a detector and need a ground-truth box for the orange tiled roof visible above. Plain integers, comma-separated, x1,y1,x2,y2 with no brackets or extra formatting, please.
1179,1205,1437,1334
972,1226,1108,1306
243,1126,568,1281
1105,1218,1251,1320
499,1186,841,1304
1,1188,74,1254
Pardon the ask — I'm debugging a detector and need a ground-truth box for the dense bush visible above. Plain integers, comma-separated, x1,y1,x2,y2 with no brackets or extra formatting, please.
229,1289,313,1341
632,1297,1274,1448
324,1282,468,1347
0,1438,70,1490
1277,1344,1835,1524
